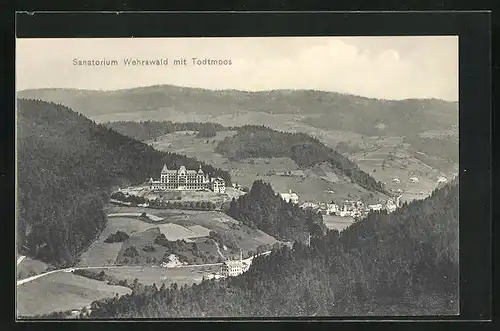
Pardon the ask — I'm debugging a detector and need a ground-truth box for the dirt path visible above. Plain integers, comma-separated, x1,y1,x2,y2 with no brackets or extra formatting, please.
17,256,26,266
16,262,224,287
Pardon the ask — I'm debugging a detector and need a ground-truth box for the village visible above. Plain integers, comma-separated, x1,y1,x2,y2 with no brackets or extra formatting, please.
107,163,452,282
112,163,450,225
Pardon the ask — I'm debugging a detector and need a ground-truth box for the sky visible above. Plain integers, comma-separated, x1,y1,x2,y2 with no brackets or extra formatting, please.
16,36,458,101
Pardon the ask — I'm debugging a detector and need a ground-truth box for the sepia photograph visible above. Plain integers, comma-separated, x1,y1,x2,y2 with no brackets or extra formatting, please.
16,35,459,319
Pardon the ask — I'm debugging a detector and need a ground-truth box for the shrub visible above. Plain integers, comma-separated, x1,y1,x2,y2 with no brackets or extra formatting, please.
104,231,130,243
123,246,139,258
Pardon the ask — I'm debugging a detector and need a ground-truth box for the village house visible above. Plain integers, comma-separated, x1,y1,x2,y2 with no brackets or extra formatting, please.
210,177,226,193
410,177,419,183
437,176,447,184
280,190,299,204
149,164,225,193
325,203,339,215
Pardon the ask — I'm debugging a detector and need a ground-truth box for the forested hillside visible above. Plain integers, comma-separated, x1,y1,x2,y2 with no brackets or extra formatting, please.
226,180,326,241
105,121,231,142
16,99,231,265
216,125,385,193
81,178,458,317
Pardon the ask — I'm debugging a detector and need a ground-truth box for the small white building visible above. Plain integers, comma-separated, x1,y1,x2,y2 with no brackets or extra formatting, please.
392,178,401,183
161,254,181,268
368,204,383,211
220,259,250,277
326,203,339,215
437,176,447,184
280,190,299,204
211,177,226,193
300,201,318,209
386,199,397,213
410,177,419,183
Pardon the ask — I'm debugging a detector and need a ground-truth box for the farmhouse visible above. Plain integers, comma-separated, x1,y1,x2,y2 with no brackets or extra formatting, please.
368,203,383,211
220,259,250,277
210,177,226,193
149,164,225,192
280,190,299,204
410,177,419,183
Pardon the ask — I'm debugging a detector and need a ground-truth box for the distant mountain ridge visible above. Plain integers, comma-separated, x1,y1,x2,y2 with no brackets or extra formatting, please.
18,85,458,138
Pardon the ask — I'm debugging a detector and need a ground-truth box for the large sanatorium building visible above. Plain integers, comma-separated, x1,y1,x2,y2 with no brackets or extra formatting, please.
149,164,226,193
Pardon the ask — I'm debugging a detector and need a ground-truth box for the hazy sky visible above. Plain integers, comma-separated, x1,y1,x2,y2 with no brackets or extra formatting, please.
16,36,458,101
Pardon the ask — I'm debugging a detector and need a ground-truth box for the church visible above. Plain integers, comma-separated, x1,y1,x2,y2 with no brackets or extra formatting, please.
149,164,226,193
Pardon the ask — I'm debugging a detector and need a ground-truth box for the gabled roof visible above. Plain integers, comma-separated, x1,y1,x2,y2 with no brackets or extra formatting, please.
161,164,169,173
223,260,244,267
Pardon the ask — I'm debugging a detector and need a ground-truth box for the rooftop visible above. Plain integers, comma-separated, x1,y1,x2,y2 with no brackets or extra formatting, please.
161,164,205,174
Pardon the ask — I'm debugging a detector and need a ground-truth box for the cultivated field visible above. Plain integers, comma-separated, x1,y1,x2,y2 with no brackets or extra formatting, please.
79,207,278,266
16,272,131,317
91,265,220,287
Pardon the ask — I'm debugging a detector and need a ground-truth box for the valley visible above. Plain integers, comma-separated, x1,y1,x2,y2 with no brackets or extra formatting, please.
16,85,459,318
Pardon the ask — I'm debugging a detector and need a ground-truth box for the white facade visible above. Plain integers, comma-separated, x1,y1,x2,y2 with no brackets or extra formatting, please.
280,190,299,204
437,176,447,184
161,254,182,268
326,203,339,215
368,204,383,211
149,164,225,193
220,260,250,277
211,177,226,193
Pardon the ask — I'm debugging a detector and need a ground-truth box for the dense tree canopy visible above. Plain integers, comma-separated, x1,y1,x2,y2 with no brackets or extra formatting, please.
226,180,326,241
80,179,458,318
216,125,385,193
17,99,230,265
105,120,230,142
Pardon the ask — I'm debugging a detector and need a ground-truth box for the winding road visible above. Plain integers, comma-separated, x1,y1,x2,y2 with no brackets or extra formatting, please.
17,256,26,266
16,251,273,287
16,262,224,287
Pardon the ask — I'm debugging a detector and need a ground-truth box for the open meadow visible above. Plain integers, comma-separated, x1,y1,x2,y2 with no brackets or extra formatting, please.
91,265,220,287
322,215,355,232
17,257,49,280
16,272,131,317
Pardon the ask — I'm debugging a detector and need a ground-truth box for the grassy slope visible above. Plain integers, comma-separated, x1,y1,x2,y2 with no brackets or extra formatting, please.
17,99,231,265
78,207,278,266
84,179,459,318
17,258,50,280
146,131,386,204
17,272,131,317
